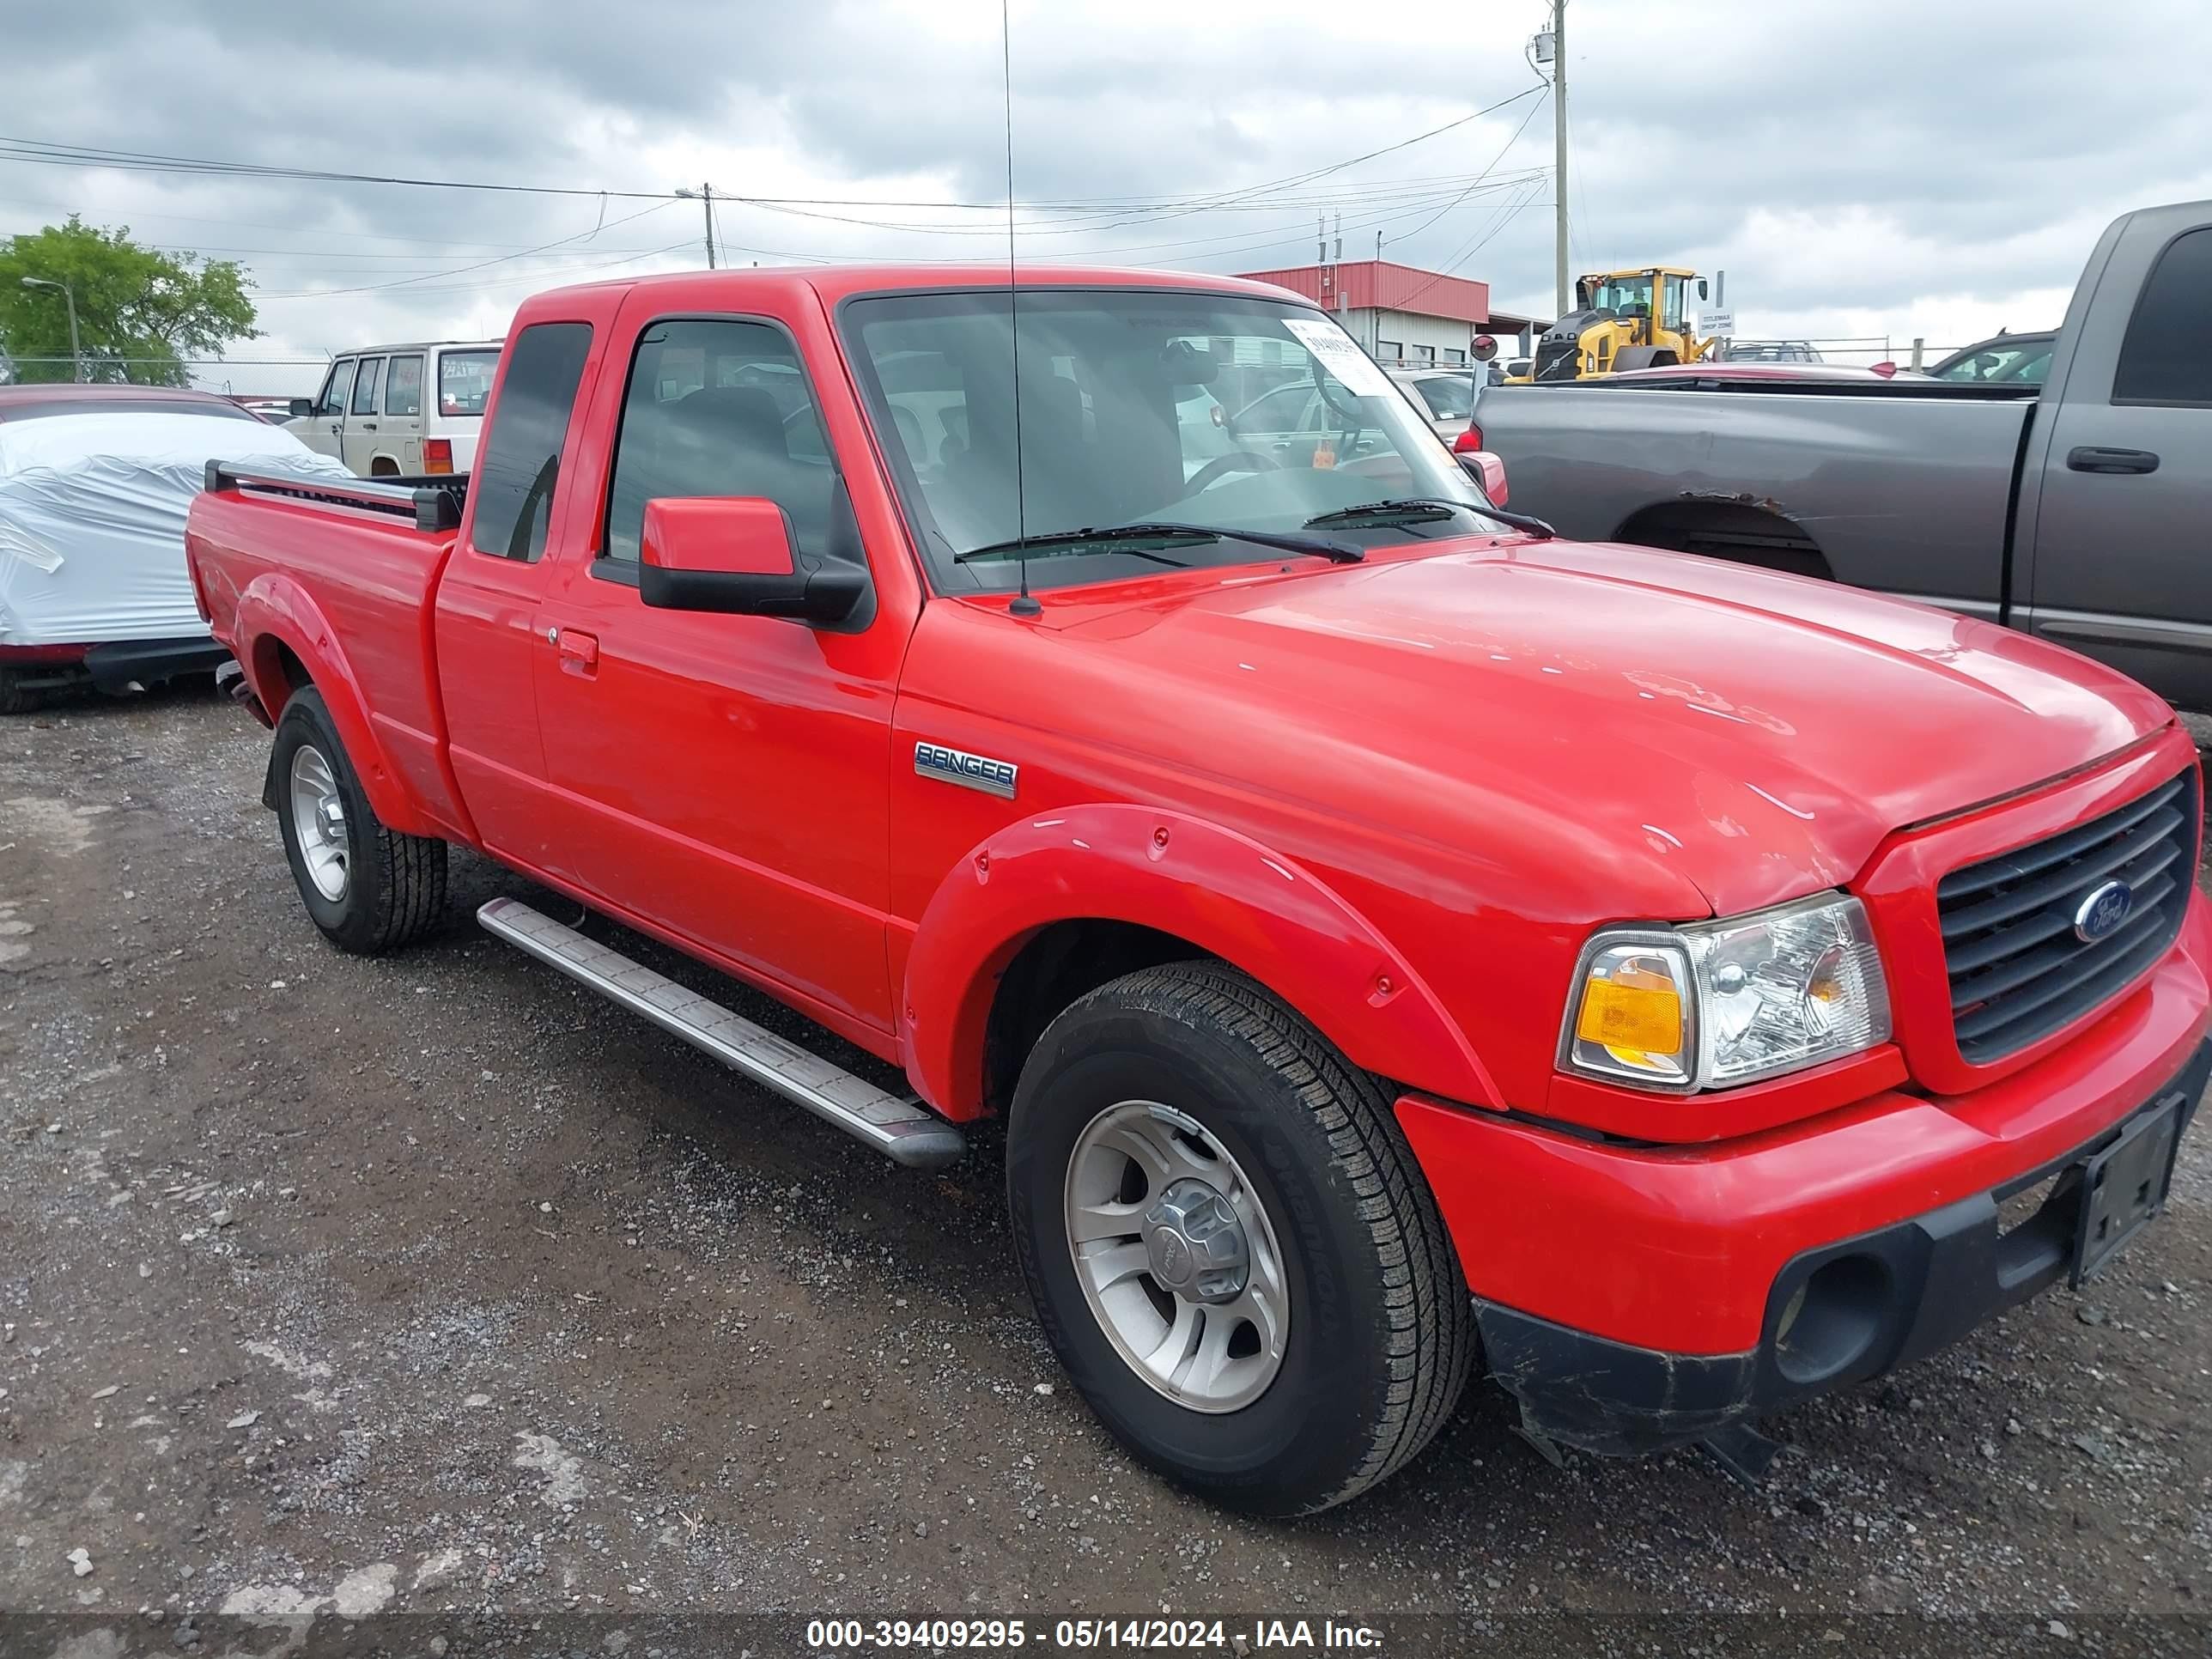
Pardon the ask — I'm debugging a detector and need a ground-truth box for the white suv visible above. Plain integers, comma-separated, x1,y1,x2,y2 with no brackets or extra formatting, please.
287,340,501,478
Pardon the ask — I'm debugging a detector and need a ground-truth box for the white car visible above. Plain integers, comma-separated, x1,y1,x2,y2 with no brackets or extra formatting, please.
0,384,349,712
287,339,501,478
1222,366,1485,465
1383,365,1484,442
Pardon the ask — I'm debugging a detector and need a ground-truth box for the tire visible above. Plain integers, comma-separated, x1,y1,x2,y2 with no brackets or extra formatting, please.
270,686,448,954
0,668,38,716
1006,962,1474,1516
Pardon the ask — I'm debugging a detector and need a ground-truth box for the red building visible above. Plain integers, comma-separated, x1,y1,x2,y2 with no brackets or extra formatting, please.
1234,259,1535,364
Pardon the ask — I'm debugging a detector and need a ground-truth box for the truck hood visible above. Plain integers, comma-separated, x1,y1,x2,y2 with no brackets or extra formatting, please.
1042,538,2172,915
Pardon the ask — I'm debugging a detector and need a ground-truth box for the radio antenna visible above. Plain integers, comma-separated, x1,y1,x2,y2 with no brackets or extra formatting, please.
1001,0,1040,617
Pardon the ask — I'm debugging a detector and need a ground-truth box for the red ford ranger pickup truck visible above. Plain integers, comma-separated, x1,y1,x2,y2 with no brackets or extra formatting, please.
184,264,2209,1516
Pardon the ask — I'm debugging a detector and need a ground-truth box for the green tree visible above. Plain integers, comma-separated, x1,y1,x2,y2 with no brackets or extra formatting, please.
0,217,258,386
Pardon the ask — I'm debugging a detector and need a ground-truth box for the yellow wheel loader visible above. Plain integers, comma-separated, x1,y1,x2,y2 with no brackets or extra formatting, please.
1525,268,1715,381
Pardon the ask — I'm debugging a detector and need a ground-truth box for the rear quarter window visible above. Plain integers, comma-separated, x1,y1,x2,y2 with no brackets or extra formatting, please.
467,325,593,562
439,350,500,416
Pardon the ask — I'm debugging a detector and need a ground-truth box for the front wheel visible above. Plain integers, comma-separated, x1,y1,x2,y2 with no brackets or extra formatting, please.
1006,963,1473,1516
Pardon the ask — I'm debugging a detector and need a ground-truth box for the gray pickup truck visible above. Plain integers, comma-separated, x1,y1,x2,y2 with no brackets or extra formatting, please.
1480,199,2212,709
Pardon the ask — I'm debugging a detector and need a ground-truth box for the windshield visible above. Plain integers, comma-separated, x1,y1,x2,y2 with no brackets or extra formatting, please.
1586,275,1653,318
438,349,500,416
1405,374,1478,420
841,289,1497,593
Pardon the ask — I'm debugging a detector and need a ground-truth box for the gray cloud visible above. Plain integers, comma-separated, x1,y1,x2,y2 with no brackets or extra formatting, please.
4,0,2207,390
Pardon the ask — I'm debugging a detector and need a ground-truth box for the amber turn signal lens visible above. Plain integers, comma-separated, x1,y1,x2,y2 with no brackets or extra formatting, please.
1574,973,1683,1056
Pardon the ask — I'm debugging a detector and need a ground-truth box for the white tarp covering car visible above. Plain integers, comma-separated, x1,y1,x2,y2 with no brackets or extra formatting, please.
0,399,348,710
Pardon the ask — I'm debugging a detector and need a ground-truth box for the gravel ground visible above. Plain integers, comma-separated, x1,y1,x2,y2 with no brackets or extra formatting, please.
2,687,2209,1657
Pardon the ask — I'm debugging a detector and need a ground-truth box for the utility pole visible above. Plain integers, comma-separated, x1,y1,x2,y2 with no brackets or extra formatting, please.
20,276,83,382
678,184,717,269
1552,0,1569,319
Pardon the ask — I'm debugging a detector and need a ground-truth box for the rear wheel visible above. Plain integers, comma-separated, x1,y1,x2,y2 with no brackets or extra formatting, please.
270,687,448,954
1006,962,1473,1516
0,668,37,716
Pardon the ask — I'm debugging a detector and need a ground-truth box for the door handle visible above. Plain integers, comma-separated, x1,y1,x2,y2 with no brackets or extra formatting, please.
2067,445,2160,475
554,628,600,676
358,421,377,431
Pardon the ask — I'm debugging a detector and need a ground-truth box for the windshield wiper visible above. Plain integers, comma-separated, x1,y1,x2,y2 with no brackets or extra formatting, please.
1303,497,1559,540
955,521,1364,566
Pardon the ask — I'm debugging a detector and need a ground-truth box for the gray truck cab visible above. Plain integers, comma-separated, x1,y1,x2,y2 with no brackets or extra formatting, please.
2014,201,2212,706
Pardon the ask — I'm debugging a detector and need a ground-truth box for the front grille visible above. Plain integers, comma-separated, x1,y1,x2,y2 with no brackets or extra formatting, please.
1532,337,1581,381
1938,770,2197,1064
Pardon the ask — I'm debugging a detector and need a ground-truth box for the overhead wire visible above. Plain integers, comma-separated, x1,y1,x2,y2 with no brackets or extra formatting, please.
0,83,1559,308
252,198,684,298
0,90,1546,236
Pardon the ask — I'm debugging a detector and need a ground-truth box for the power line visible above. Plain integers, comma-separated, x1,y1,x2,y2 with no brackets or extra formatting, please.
1383,95,1547,252
0,87,1559,304
6,169,1552,267
257,239,699,301
1386,177,1550,313
252,200,682,298
0,138,678,203
0,92,1544,228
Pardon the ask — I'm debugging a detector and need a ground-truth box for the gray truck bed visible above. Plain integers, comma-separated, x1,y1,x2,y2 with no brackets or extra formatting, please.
1483,380,2038,622
1475,198,2212,710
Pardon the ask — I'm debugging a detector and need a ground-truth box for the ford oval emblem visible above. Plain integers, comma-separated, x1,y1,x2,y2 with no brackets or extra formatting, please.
2073,878,2134,944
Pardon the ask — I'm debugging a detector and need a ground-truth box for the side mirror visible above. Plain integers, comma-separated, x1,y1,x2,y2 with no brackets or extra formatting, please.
637,497,866,624
288,397,314,418
1458,449,1508,506
1697,279,1709,301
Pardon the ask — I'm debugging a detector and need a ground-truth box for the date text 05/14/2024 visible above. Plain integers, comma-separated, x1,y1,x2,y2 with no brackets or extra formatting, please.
803,1617,1387,1650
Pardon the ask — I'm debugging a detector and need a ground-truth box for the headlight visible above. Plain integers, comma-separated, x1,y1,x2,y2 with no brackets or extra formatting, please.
1561,893,1891,1092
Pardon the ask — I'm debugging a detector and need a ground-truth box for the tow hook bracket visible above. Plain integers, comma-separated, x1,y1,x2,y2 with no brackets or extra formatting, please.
1698,1424,1787,1490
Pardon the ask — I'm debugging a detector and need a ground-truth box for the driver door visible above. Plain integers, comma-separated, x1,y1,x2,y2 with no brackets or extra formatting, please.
299,357,353,462
529,300,906,1034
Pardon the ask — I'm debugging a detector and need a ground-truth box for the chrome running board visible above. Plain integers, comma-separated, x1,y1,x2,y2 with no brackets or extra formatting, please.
477,897,965,1170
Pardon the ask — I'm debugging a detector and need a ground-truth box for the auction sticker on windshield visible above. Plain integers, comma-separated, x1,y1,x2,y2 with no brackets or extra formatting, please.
1282,317,1395,398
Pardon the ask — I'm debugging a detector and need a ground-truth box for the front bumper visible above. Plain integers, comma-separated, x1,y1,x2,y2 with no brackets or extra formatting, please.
1468,1037,2207,1456
1396,895,2212,1458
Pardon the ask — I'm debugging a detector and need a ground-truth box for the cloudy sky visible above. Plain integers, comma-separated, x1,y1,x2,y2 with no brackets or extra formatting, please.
5,0,2209,392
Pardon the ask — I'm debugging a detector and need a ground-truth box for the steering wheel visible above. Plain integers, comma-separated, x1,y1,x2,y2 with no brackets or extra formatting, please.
1183,449,1280,495
1310,368,1367,428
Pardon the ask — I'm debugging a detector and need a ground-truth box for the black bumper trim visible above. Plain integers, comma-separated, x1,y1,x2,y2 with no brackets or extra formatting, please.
1475,1036,2210,1459
82,637,231,694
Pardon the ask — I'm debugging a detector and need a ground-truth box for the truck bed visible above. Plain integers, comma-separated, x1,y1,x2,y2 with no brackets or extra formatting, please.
186,465,474,839
1477,380,2040,617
